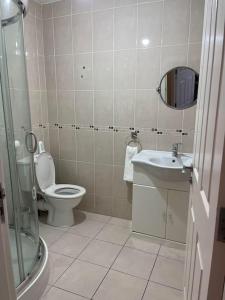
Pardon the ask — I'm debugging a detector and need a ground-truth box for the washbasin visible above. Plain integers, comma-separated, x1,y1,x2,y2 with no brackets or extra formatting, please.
132,150,193,170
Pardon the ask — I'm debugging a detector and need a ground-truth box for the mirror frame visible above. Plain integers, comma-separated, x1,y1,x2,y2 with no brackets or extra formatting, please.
156,66,199,110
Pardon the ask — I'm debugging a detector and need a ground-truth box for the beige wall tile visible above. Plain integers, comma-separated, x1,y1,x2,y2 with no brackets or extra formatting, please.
114,5,137,50
93,9,113,51
189,0,205,43
54,16,73,55
76,162,94,194
95,164,113,197
112,197,132,220
76,130,94,162
93,0,114,10
93,52,113,90
94,91,113,126
45,56,56,90
43,19,54,55
47,91,58,123
113,165,132,199
72,13,93,53
53,0,72,17
74,53,93,90
158,100,183,130
95,195,113,215
94,131,113,164
136,48,160,89
135,90,158,129
157,133,182,152
58,91,75,124
161,45,188,75
114,131,129,165
42,3,53,19
163,0,190,45
115,0,137,6
114,90,135,127
55,55,74,90
72,0,93,13
183,106,196,130
75,91,93,125
188,43,202,72
59,127,76,160
58,159,77,184
114,50,136,89
49,127,60,158
78,193,95,211
137,2,163,48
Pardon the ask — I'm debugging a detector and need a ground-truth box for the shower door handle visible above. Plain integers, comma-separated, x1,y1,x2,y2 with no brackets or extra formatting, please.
0,182,6,224
25,131,38,154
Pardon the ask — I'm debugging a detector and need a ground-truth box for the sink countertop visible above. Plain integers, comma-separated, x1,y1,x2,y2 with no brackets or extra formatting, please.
132,150,193,170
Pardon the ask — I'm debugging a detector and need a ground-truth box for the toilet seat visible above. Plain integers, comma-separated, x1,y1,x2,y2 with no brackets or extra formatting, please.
44,184,86,199
35,152,86,199
35,148,86,227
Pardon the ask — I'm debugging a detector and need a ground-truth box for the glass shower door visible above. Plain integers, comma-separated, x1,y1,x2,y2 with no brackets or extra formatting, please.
0,0,40,287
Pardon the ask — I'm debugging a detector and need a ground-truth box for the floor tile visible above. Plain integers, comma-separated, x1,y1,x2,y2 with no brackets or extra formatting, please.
143,282,184,300
48,252,73,285
159,242,186,262
125,235,161,255
50,233,90,258
55,260,108,298
109,217,132,228
74,210,111,224
41,286,87,300
150,256,184,290
79,239,122,268
69,220,105,238
41,285,52,298
39,225,64,246
96,224,131,245
39,215,69,231
93,270,147,300
112,247,156,279
82,210,112,223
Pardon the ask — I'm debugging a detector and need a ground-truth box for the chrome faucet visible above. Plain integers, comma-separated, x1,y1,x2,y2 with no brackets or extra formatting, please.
172,143,182,157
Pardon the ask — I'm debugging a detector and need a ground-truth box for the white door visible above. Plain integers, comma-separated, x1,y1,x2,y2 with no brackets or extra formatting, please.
0,160,16,300
184,0,225,299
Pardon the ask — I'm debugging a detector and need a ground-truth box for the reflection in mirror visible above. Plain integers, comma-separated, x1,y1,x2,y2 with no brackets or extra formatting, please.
157,67,199,110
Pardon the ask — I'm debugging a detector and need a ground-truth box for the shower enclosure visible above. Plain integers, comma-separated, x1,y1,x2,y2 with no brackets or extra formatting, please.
0,0,48,299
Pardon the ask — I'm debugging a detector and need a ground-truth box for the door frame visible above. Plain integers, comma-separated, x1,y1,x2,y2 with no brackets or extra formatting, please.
0,160,17,300
184,0,225,298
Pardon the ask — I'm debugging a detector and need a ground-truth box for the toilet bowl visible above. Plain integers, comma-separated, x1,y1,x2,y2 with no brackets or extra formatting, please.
35,152,86,227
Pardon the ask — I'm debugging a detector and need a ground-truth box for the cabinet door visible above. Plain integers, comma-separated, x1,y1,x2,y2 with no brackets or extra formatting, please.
166,190,189,243
132,185,167,238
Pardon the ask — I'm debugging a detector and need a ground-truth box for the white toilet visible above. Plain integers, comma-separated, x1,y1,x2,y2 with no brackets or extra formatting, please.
35,150,86,227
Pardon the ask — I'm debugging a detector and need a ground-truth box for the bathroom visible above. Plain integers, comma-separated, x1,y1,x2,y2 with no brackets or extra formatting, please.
0,0,225,299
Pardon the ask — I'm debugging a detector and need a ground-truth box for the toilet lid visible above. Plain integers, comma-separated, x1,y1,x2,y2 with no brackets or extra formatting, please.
35,152,55,190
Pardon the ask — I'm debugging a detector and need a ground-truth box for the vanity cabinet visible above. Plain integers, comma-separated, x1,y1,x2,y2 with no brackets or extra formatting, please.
132,164,190,244
133,185,167,238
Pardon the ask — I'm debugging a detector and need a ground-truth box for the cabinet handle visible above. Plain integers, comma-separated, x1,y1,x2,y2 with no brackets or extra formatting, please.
163,212,167,222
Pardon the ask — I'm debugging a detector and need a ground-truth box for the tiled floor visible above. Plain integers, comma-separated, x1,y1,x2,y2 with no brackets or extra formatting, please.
40,210,185,300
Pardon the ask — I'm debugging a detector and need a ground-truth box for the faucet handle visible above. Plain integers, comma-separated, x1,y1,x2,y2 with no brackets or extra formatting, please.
172,142,182,151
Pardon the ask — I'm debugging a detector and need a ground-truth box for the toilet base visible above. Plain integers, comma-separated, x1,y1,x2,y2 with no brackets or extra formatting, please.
47,208,75,227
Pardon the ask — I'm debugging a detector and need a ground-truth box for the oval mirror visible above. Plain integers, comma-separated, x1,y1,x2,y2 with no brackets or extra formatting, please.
157,67,199,110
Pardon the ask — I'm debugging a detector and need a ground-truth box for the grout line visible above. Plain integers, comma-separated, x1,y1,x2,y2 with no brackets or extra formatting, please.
41,215,185,298
51,286,90,299
149,280,184,292
90,234,131,299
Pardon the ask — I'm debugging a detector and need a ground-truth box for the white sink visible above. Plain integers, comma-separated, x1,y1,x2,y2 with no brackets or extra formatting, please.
132,150,193,170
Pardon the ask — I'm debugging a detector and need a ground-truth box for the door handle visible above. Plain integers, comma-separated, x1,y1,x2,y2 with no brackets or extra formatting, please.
0,182,6,223
25,131,38,154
